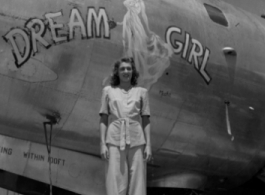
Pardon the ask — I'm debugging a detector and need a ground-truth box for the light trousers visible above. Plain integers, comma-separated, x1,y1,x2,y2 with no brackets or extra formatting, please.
105,144,146,195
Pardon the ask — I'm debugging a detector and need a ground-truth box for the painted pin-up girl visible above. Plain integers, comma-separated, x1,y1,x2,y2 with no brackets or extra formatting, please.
120,0,173,89
99,57,151,195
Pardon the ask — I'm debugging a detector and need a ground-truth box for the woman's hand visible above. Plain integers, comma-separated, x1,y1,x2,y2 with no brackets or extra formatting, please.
144,145,152,162
100,144,109,160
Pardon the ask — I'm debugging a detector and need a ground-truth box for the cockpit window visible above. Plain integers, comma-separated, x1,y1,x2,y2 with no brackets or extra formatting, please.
204,3,228,27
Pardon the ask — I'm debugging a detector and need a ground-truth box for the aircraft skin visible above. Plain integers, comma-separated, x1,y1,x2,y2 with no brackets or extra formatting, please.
222,0,265,19
0,0,265,194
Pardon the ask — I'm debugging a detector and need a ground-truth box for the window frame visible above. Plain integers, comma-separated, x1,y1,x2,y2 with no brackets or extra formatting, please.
204,3,229,27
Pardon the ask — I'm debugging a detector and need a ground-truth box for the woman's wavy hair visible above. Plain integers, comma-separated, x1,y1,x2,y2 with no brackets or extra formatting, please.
110,57,139,87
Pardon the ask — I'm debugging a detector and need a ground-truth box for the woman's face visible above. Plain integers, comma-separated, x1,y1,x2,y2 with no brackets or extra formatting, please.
118,62,133,84
124,0,141,13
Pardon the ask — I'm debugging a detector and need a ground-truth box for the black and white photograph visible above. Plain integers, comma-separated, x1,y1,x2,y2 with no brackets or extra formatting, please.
0,0,265,194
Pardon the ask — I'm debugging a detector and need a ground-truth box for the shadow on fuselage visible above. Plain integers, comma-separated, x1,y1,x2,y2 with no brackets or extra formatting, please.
0,169,264,195
0,169,79,195
148,177,265,195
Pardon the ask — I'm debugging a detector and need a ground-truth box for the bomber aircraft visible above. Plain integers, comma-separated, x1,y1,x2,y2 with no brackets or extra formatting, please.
1,0,265,194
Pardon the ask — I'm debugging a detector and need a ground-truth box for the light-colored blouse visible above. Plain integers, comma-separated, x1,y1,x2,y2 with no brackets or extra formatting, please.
99,85,150,149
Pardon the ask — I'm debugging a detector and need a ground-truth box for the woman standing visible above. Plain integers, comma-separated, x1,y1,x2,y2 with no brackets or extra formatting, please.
99,57,151,195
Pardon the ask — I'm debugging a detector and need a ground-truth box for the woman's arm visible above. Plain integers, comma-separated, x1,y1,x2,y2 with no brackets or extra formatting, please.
142,116,152,162
142,116,151,146
99,114,109,160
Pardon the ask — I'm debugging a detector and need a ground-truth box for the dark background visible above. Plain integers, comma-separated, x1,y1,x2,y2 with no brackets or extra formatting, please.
1,170,264,195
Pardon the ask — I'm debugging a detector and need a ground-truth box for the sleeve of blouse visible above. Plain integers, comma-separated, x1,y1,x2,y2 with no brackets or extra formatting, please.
141,88,150,117
99,87,110,116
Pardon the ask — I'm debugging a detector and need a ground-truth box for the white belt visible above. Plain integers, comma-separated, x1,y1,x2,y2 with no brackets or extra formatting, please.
119,118,131,150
